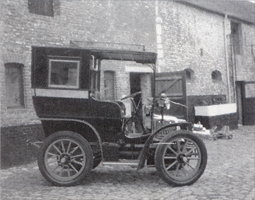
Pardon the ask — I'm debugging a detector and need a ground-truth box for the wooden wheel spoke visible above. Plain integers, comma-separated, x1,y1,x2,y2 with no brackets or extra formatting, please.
181,165,187,176
167,146,178,155
70,146,79,154
187,152,199,157
184,161,195,171
72,159,83,166
185,146,197,156
69,163,79,173
176,140,181,153
164,156,177,159
47,158,58,164
47,152,59,157
52,165,61,172
187,157,200,160
175,163,181,176
66,141,71,154
53,144,62,154
166,160,178,170
181,140,188,153
71,154,84,159
61,141,65,153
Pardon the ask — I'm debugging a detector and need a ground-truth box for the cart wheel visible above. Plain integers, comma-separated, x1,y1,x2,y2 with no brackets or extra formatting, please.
155,130,207,186
228,134,233,139
38,131,93,186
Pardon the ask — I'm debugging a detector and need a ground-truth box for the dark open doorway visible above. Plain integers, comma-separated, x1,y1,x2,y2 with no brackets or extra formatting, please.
130,73,141,106
236,81,255,125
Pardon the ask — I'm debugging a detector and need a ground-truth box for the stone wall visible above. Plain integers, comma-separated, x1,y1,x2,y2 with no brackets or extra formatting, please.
156,1,229,97
235,23,255,82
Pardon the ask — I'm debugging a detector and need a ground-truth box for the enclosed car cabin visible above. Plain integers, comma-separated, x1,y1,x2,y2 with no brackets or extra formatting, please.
31,46,157,122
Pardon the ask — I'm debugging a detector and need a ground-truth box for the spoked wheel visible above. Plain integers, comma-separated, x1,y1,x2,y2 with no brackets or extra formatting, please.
155,130,207,186
38,131,93,186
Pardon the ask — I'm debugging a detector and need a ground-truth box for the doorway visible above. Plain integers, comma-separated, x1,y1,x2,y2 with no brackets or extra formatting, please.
236,81,255,125
130,73,141,106
236,81,244,125
104,71,115,100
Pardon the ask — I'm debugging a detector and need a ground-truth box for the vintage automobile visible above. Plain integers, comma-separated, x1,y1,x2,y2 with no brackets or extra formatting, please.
31,46,207,186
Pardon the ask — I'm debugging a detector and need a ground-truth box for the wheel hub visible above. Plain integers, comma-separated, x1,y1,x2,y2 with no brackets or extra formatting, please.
177,154,187,163
59,154,71,165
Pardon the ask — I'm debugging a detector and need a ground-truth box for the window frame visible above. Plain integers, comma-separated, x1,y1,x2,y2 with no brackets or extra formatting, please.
184,68,195,81
5,63,25,108
28,0,54,17
48,58,81,89
211,70,222,82
231,21,243,55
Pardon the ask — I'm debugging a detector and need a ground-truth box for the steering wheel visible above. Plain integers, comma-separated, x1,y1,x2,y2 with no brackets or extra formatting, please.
121,91,141,100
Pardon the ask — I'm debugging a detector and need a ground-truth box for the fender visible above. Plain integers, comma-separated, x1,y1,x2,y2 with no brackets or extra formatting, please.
39,117,103,160
137,122,192,170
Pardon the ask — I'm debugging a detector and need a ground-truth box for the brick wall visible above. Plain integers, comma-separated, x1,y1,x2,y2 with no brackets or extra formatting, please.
0,0,156,127
1,124,45,169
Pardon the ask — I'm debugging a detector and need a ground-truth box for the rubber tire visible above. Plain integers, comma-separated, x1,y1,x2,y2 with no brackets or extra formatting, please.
155,130,207,186
38,131,93,186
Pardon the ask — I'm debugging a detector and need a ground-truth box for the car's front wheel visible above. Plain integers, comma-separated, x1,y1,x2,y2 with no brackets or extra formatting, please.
155,130,207,186
38,131,93,186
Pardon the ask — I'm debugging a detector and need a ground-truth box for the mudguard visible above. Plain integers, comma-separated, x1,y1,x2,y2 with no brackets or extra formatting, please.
137,122,192,170
39,117,103,158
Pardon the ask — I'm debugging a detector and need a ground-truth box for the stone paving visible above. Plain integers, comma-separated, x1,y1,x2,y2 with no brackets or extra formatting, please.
0,126,254,200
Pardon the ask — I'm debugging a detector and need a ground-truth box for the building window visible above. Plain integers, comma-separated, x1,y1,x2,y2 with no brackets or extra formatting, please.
5,63,25,108
231,22,242,55
104,71,115,100
211,70,222,82
48,59,80,88
28,0,54,17
184,68,195,80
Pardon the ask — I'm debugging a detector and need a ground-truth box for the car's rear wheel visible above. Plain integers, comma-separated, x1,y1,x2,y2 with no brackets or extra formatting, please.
38,131,93,186
155,130,207,186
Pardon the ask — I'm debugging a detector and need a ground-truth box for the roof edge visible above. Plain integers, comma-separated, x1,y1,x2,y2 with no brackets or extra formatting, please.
175,0,255,25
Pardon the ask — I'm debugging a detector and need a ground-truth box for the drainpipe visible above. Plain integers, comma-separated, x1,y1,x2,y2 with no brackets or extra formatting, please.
224,14,231,103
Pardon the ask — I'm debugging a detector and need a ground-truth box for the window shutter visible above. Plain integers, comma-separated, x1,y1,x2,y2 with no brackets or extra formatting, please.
5,63,25,108
28,0,54,17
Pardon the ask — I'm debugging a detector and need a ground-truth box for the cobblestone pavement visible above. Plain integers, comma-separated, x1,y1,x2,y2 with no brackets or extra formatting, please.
1,126,254,200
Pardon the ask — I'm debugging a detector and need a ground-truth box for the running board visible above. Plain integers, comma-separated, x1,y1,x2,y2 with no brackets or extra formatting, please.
102,160,139,167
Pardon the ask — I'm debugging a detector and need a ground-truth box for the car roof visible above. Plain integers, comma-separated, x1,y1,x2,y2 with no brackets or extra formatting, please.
33,46,157,64
91,49,157,64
